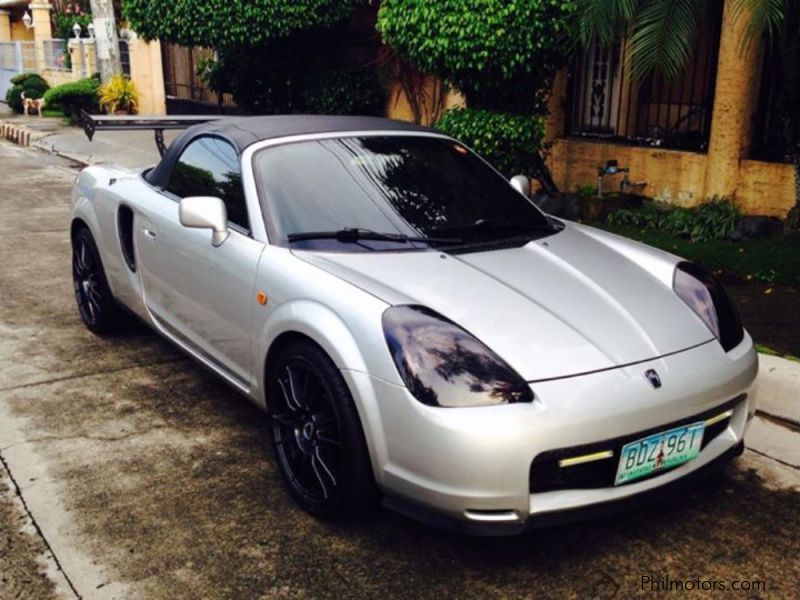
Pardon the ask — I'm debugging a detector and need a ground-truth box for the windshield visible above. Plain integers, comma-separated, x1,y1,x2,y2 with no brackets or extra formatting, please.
253,135,555,252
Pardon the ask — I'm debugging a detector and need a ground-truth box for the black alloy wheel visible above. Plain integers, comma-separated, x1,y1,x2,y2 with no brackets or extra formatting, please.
269,341,378,517
72,227,128,334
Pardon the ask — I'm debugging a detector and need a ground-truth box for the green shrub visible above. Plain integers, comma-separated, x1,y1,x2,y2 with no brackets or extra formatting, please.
124,0,359,48
11,73,48,87
44,76,100,122
377,0,576,113
436,108,545,177
5,73,49,113
54,4,92,40
300,68,386,116
607,197,741,242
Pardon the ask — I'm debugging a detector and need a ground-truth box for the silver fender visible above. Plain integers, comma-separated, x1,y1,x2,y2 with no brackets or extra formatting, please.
254,298,391,479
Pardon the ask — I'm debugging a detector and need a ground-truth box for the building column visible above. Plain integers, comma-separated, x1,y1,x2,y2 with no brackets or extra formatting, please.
0,10,11,41
30,3,53,39
545,69,568,140
703,0,761,200
127,31,166,114
30,3,53,73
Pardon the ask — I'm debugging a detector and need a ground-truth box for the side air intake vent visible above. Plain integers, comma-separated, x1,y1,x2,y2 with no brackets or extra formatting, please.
118,205,136,272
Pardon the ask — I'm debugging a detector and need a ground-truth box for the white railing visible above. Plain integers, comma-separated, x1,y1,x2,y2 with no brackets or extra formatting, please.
0,41,36,99
43,39,70,71
69,38,95,78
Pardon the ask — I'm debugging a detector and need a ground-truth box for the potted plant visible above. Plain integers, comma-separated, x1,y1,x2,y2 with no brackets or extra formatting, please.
99,75,139,115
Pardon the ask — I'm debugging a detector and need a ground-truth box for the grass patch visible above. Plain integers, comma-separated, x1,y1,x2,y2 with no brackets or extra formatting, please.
40,107,68,123
590,221,800,286
756,344,800,361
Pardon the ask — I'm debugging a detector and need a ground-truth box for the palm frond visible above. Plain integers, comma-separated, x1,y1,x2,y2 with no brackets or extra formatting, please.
732,0,787,52
575,0,641,47
628,0,706,82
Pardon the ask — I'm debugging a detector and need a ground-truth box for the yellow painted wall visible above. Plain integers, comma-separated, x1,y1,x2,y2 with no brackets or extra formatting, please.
10,20,34,41
546,137,794,218
736,160,795,217
42,68,76,87
127,34,166,115
548,138,709,205
544,1,795,218
386,77,464,125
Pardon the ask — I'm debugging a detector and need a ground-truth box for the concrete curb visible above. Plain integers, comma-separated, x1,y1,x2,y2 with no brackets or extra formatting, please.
30,138,91,168
1,121,33,146
757,353,800,427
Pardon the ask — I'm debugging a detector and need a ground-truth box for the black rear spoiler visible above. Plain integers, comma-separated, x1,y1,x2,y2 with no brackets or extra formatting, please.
80,110,226,157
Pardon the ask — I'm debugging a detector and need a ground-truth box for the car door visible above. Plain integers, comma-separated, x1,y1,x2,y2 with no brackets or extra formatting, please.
136,135,264,388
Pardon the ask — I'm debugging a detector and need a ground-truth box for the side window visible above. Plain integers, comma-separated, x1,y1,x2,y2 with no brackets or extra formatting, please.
166,136,249,230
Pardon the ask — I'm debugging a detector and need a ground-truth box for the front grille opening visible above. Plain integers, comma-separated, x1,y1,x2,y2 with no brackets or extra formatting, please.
530,396,743,493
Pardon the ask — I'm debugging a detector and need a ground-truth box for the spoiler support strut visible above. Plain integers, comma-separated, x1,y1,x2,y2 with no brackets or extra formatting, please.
80,110,226,157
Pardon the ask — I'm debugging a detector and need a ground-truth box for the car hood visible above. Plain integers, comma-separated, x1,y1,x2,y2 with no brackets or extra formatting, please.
297,224,714,381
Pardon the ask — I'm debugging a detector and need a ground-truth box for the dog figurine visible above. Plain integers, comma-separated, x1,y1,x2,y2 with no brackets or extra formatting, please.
21,92,46,117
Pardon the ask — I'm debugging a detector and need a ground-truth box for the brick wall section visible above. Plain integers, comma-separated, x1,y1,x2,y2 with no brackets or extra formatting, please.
548,139,709,205
545,1,796,218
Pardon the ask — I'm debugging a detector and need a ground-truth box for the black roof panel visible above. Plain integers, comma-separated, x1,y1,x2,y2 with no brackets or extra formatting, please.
146,115,436,188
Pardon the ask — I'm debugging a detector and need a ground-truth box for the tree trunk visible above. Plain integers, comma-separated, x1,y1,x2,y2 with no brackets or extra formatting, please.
89,0,122,83
530,152,560,197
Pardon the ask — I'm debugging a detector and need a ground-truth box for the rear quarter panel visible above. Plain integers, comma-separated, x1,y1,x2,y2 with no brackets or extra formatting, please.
71,165,152,320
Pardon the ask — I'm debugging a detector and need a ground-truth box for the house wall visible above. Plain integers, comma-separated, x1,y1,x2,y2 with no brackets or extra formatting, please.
42,68,75,86
10,19,34,41
127,32,166,115
546,139,794,218
548,139,709,205
0,11,10,41
385,76,464,125
545,0,795,218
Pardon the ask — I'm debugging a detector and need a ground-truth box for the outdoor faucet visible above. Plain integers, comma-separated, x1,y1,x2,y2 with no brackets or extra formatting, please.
596,160,629,198
620,173,647,194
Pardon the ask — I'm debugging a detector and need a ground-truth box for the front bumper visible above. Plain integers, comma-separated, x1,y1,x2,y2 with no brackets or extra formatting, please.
343,333,758,536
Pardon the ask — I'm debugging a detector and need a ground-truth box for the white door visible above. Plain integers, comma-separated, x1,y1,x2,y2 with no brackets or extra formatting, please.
137,136,263,387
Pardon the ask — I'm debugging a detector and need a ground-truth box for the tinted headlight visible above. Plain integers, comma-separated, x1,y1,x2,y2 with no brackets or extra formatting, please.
382,306,533,407
673,262,744,351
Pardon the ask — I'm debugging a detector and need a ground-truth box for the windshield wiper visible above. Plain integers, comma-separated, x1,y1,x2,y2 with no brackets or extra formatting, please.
287,228,461,245
431,218,558,235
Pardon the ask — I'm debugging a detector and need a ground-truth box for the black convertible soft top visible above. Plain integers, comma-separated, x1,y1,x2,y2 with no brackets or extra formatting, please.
144,114,435,188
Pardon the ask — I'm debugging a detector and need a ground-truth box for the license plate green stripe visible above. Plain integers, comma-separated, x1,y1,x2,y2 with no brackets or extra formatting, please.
615,422,705,485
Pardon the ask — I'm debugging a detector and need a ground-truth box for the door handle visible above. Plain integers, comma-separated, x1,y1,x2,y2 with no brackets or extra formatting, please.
142,227,157,240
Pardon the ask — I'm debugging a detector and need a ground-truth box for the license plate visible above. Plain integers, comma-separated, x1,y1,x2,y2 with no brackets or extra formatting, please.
615,422,705,485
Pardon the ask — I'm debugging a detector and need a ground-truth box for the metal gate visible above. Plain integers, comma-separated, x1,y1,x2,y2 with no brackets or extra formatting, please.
161,42,238,115
0,41,36,100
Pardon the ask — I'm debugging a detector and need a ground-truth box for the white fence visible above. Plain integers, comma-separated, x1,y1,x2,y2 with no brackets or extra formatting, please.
43,39,70,72
0,41,36,100
71,38,95,78
1,38,130,103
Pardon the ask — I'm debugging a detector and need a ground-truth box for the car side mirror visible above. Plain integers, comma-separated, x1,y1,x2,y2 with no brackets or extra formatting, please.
509,174,531,198
179,196,229,246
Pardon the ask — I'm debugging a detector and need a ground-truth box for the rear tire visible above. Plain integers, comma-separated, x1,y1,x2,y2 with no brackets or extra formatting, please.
72,227,129,335
268,340,379,518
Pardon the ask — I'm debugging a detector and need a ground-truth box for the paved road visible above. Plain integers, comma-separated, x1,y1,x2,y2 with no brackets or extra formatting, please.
1,139,799,599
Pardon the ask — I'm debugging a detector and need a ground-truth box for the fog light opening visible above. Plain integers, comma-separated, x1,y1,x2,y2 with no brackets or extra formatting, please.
464,509,520,522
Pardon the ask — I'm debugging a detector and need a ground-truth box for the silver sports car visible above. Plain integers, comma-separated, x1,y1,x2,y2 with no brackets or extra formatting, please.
70,115,758,535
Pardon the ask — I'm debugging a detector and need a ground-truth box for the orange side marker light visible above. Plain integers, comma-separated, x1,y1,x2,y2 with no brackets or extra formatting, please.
256,291,268,305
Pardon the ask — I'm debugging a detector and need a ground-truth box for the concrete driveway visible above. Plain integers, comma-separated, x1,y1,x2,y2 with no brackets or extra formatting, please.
1,139,799,599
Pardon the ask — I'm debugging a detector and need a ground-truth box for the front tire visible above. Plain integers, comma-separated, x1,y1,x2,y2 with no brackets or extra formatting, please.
268,340,379,518
72,227,129,335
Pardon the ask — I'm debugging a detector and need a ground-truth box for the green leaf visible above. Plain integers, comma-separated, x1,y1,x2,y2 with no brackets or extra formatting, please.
628,0,705,82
